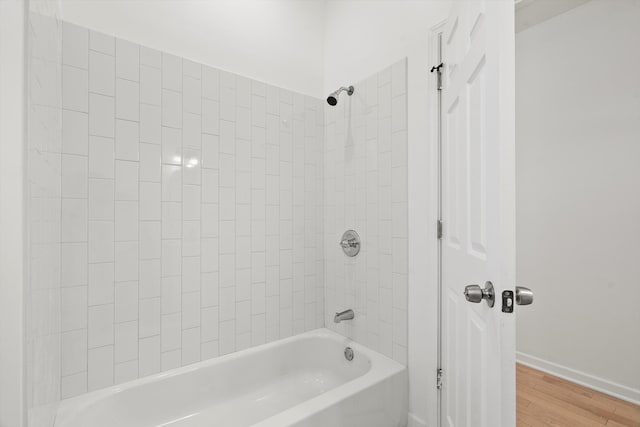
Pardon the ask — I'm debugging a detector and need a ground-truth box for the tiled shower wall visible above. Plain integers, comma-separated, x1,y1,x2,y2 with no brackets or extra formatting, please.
56,22,324,398
27,8,63,425
324,59,408,365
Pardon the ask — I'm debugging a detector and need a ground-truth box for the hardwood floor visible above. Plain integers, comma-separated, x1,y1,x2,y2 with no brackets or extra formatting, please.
517,363,640,427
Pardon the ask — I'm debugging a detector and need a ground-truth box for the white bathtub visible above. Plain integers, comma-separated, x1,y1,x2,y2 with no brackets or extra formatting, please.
55,329,408,427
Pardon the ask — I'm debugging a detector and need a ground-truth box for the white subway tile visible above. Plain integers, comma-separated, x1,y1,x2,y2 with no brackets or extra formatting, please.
115,39,139,81
235,268,251,300
162,54,182,91
115,160,138,201
201,169,219,205
220,86,236,122
182,291,200,329
251,95,266,128
115,201,138,241
61,286,87,331
202,100,220,135
182,149,201,185
162,90,182,128
89,136,114,179
139,182,161,220
201,306,219,342
140,46,161,68
90,30,114,56
115,79,139,121
139,297,161,337
201,272,219,307
140,104,161,143
161,240,181,277
61,372,87,399
139,222,161,260
162,349,181,371
61,198,87,242
115,281,138,322
63,110,89,155
88,303,114,348
161,202,181,239
115,119,139,161
88,262,114,306
202,66,220,100
161,127,181,165
114,320,138,363
162,165,182,202
89,221,114,263
391,60,407,97
89,93,115,138
161,313,181,351
201,204,219,238
140,65,161,106
138,335,161,376
182,257,201,293
89,51,115,96
63,23,88,68
140,143,161,182
88,346,114,391
115,241,138,282
183,76,201,115
183,185,201,221
61,242,87,287
182,221,200,257
63,65,88,112
218,320,235,355
183,113,202,150
251,314,266,346
115,360,138,384
61,329,87,376
181,327,201,365
183,59,201,79
62,154,88,198
88,178,114,221
139,259,161,298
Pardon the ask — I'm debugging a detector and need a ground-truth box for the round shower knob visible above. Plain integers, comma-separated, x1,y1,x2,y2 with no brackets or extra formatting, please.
339,230,360,257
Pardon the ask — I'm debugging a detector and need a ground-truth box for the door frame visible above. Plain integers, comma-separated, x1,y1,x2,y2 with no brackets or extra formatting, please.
427,19,446,427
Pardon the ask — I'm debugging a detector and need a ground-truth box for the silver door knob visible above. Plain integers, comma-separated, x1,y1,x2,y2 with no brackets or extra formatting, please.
464,281,495,308
515,286,534,305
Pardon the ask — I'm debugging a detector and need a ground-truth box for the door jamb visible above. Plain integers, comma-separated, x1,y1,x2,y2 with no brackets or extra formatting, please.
428,19,446,427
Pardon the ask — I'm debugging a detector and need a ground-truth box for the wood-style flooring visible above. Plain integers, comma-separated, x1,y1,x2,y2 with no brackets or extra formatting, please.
517,363,640,427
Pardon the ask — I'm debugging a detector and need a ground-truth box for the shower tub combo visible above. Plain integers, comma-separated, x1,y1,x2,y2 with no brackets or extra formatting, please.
55,329,408,427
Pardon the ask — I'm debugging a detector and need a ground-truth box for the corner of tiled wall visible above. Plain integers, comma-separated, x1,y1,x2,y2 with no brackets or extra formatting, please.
324,58,408,365
27,3,64,427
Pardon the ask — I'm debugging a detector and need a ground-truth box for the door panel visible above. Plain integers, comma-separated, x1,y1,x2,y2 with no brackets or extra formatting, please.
440,1,516,427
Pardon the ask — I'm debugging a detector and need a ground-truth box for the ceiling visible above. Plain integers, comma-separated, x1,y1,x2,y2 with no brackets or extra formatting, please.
515,0,592,32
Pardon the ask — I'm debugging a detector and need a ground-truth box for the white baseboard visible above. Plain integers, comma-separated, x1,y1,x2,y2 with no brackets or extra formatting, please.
407,412,427,427
516,351,640,405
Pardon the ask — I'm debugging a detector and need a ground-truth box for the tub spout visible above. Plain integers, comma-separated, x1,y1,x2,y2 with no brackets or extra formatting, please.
334,309,355,323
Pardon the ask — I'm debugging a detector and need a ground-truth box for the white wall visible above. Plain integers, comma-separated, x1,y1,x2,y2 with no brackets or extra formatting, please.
324,2,451,426
516,0,640,403
60,0,326,99
0,1,26,425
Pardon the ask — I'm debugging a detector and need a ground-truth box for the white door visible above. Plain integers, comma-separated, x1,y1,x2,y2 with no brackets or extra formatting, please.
440,1,516,427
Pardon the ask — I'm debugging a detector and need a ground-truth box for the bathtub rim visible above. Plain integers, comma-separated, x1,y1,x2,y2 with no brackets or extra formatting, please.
55,328,407,426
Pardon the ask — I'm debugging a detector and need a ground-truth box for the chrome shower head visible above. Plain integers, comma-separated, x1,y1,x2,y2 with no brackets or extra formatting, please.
326,85,354,106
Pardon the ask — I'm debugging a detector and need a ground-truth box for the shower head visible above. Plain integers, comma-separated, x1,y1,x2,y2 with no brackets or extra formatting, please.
326,85,354,106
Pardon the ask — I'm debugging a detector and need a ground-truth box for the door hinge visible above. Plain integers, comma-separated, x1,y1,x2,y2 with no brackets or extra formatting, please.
436,368,444,390
430,62,444,90
437,220,443,240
